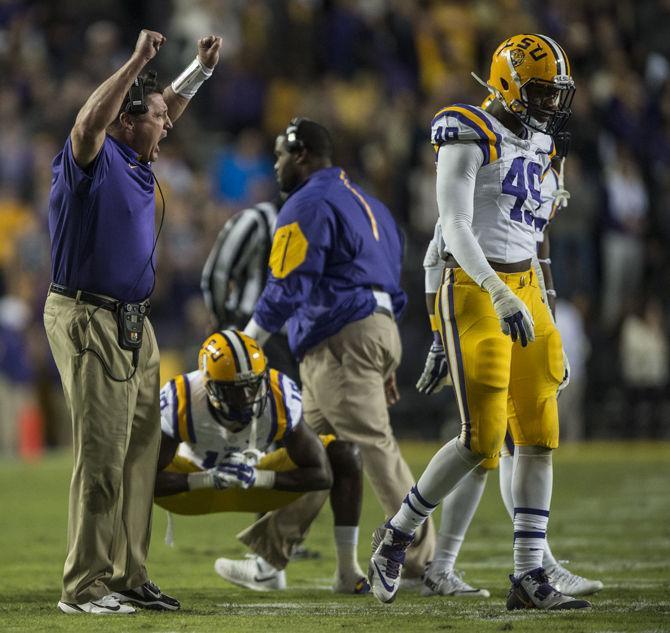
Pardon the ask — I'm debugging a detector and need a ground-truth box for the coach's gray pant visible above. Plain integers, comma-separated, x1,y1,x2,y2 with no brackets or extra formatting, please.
239,312,435,576
44,292,161,604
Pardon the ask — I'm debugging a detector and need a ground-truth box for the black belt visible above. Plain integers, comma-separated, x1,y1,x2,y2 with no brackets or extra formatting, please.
49,283,149,314
441,254,531,273
374,305,394,319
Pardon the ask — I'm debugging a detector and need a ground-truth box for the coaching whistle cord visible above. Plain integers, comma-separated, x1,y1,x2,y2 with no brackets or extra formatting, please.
76,173,166,383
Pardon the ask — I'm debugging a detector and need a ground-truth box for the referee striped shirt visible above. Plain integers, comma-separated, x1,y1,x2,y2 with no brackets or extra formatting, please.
201,201,277,328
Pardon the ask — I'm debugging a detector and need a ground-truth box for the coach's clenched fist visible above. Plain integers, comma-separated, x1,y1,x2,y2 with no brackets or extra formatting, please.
197,35,223,69
134,29,166,62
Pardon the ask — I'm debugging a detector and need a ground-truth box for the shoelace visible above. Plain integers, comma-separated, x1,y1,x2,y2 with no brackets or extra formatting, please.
550,564,586,583
529,570,559,600
380,532,411,580
442,569,470,589
144,580,160,596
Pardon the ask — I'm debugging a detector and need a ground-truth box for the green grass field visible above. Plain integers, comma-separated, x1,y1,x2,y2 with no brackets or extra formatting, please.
1,441,669,632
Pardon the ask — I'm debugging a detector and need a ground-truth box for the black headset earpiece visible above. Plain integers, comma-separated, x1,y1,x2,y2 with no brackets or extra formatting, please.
125,77,148,115
285,117,305,152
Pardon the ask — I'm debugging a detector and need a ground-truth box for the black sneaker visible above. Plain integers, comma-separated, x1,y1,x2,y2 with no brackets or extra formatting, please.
506,567,591,610
112,580,180,611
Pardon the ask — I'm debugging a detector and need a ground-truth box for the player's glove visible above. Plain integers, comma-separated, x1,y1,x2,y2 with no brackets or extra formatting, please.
416,333,452,394
482,274,535,347
551,186,570,209
187,452,275,491
557,349,571,397
240,448,264,467
215,455,257,489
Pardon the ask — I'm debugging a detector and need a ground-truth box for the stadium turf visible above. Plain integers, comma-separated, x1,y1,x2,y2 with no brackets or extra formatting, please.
0,441,668,632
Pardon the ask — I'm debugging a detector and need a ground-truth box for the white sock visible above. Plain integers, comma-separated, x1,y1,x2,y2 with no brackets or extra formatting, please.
334,525,361,577
501,447,558,569
499,452,514,520
390,438,482,535
430,466,488,574
512,445,553,578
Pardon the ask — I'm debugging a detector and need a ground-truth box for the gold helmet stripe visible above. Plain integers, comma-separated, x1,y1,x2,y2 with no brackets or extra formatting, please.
533,33,566,76
220,330,248,373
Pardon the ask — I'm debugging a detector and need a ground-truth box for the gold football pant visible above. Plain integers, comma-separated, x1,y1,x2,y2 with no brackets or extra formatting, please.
155,434,336,515
154,435,335,569
437,267,564,458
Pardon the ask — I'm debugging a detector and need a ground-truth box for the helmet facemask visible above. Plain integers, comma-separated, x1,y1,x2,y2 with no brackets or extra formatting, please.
205,370,269,432
519,77,575,136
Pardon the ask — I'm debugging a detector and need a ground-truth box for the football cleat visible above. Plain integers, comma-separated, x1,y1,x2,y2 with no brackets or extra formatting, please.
214,554,287,591
368,522,414,604
421,568,491,598
506,567,592,610
545,562,604,596
111,580,180,611
332,573,371,595
57,594,136,615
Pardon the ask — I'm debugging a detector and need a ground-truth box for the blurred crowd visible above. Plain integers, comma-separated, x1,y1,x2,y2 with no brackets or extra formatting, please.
1,0,669,456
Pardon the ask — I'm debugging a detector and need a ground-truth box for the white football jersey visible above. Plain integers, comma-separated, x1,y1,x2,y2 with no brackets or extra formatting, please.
160,368,302,469
431,103,556,263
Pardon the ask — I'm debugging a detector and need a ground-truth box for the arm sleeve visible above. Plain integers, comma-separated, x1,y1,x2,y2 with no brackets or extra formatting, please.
252,200,333,332
436,143,499,287
423,223,445,293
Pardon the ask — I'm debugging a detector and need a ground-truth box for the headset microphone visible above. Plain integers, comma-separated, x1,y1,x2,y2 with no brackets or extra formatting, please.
125,77,148,115
285,117,305,152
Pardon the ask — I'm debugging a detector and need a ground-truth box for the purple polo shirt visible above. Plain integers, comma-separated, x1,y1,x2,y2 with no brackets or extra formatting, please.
48,134,156,302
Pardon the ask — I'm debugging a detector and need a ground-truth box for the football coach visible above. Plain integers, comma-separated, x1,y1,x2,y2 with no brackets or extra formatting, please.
44,29,221,615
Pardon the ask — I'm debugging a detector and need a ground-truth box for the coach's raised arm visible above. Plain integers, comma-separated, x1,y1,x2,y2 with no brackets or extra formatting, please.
44,29,221,616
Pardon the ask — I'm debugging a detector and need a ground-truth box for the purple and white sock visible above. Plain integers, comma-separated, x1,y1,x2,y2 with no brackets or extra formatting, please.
389,485,438,534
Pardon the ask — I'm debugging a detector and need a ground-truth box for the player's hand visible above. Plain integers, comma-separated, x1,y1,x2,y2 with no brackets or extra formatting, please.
416,335,452,394
483,275,535,347
214,454,257,489
557,349,570,397
134,29,166,63
241,448,264,468
197,35,223,69
551,187,570,209
384,372,400,407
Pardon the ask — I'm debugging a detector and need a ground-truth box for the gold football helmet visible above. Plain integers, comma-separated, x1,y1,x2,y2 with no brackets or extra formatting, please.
486,34,575,135
199,330,268,430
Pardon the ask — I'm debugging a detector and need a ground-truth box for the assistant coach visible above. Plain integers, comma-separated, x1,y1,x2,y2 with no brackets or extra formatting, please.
244,118,436,578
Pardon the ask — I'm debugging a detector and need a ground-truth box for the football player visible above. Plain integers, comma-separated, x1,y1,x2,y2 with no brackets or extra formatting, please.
154,330,369,594
369,33,592,610
415,133,603,599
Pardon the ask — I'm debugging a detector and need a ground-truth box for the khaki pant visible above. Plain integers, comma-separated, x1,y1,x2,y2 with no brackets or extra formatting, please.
44,292,161,603
242,312,434,577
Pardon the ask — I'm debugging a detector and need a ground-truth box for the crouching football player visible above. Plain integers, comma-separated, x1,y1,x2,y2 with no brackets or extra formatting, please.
154,330,369,594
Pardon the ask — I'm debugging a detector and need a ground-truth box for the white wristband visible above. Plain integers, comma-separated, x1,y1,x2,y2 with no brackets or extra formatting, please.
254,469,276,489
188,470,215,490
546,289,557,297
243,317,272,347
171,56,213,100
